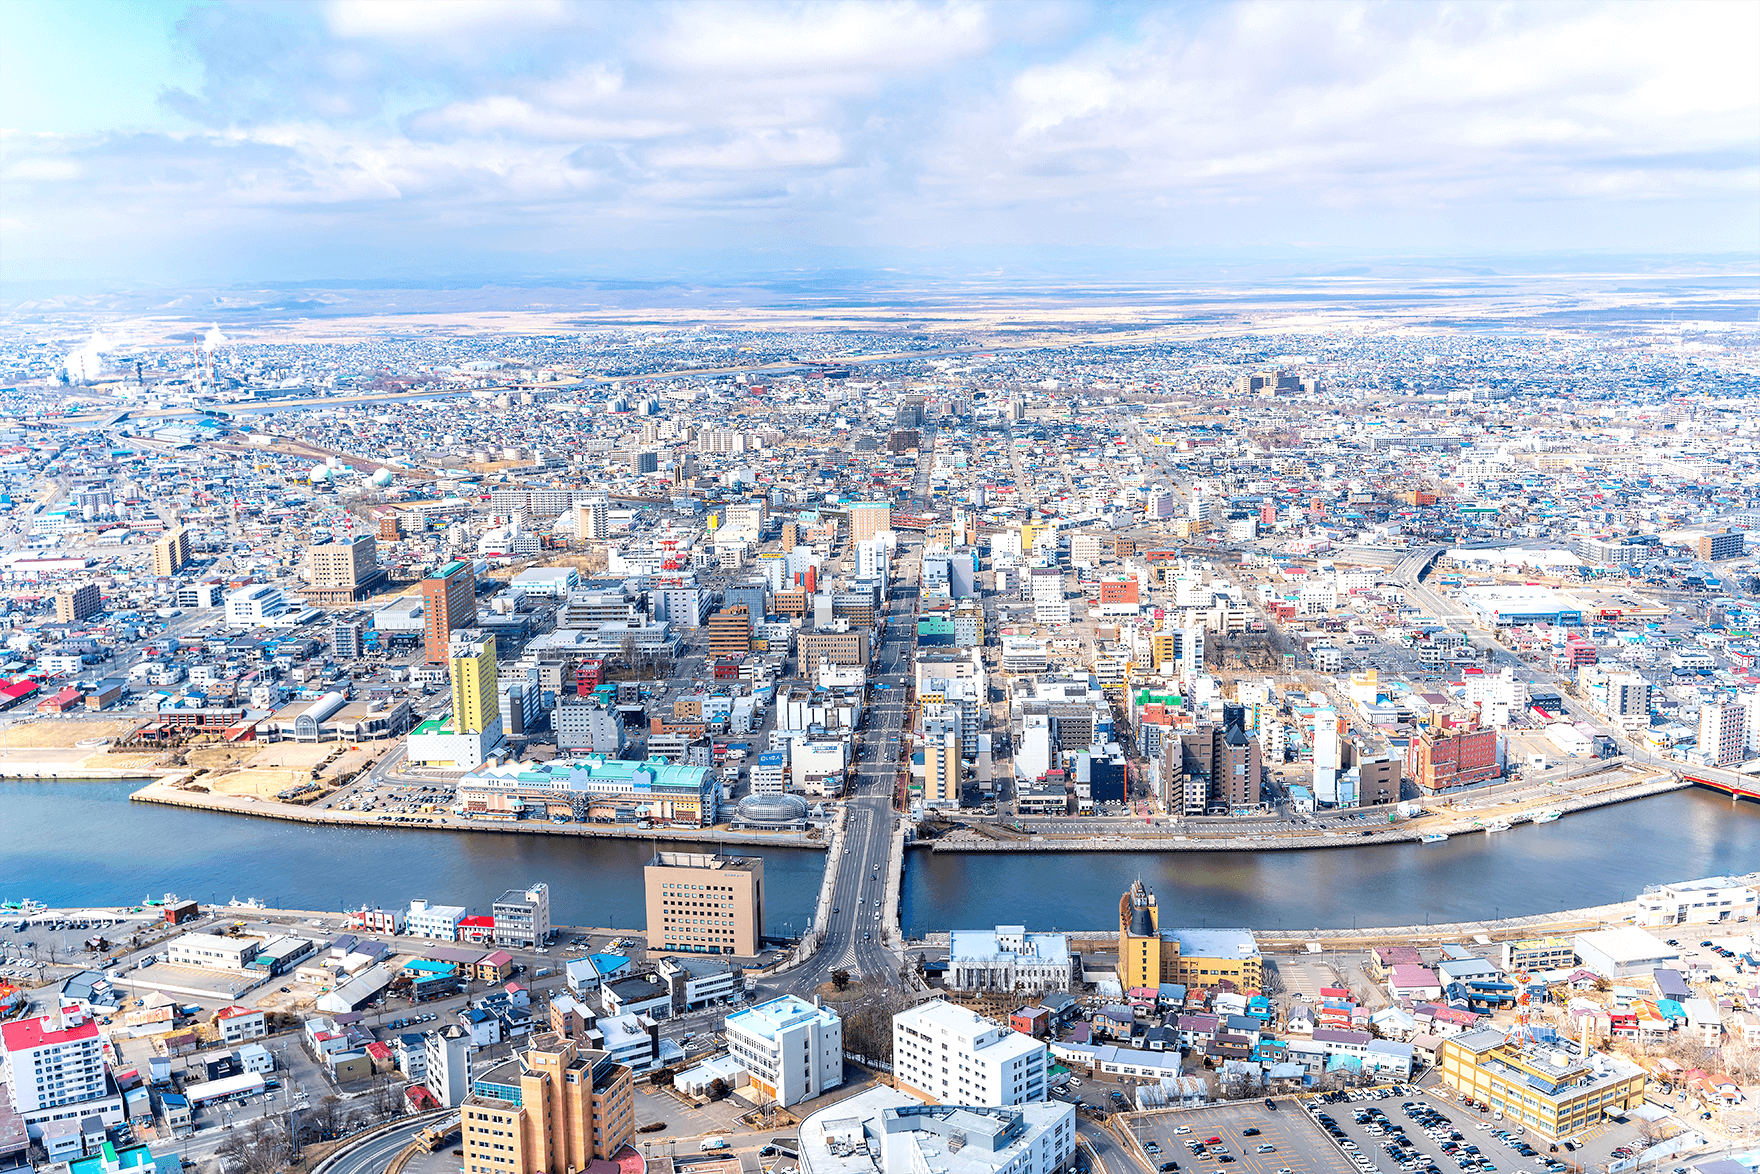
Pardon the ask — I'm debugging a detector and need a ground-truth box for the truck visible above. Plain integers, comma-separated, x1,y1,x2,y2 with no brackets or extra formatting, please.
701,1137,731,1151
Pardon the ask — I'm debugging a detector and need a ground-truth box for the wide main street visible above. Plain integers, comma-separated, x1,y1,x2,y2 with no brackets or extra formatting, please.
773,539,921,995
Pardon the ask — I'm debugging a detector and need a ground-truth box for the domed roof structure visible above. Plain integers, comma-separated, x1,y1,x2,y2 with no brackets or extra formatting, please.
736,793,809,825
308,464,331,482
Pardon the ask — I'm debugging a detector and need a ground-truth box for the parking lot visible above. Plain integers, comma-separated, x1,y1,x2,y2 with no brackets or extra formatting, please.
1301,1085,1654,1174
1125,1097,1357,1174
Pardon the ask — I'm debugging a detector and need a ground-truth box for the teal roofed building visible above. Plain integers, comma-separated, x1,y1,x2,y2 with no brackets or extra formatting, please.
67,1141,168,1173
457,755,718,827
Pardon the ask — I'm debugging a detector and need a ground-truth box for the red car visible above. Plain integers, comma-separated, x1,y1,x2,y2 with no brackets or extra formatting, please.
1205,1138,1223,1146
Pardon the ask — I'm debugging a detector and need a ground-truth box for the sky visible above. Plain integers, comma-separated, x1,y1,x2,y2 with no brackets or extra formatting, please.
1,0,1756,287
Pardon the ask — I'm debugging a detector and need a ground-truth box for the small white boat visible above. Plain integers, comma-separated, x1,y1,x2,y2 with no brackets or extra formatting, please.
1485,821,1512,833
1531,810,1561,824
227,896,266,909
1420,832,1449,844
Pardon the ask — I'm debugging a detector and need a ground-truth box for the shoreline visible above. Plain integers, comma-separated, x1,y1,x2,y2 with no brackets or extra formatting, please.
903,869,1760,952
924,766,1701,853
5,760,1727,859
125,777,830,851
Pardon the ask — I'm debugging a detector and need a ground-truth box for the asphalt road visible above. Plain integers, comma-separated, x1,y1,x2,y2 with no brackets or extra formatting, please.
323,1114,456,1174
773,545,922,994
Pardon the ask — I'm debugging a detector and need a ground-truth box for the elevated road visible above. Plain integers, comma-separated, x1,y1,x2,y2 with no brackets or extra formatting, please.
317,1114,457,1174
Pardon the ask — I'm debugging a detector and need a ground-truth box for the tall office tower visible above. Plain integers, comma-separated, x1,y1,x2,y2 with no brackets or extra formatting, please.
645,852,765,957
151,529,191,576
1118,877,1161,991
923,727,960,808
422,559,476,663
703,604,752,659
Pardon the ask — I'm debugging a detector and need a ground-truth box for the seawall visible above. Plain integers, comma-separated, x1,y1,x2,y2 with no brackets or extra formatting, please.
128,778,828,850
924,769,1688,853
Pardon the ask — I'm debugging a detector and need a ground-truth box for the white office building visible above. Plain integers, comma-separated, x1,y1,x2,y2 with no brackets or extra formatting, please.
406,899,468,941
225,584,291,626
893,1000,1048,1107
725,995,844,1107
1634,877,1759,928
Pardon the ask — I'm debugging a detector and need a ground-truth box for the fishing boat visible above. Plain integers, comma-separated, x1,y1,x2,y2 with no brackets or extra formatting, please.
1485,821,1512,833
228,896,266,909
1420,832,1449,844
1531,810,1561,824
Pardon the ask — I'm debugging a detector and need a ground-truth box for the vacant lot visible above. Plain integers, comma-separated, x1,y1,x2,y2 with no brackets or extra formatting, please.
0,718,143,748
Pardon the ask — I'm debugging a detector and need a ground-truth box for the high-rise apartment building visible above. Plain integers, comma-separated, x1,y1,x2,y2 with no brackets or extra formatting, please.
892,1000,1048,1107
422,559,476,663
849,501,892,544
923,729,960,808
1,1011,124,1137
54,583,101,624
304,534,385,604
449,633,500,736
572,498,609,540
1699,703,1743,767
461,1034,636,1174
645,852,764,957
723,995,843,1106
151,529,190,577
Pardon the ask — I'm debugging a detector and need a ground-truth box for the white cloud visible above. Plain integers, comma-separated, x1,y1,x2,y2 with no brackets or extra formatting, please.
1,0,1755,283
325,0,572,40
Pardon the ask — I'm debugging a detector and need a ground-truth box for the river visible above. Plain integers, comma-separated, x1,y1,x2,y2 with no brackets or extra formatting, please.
901,787,1760,934
4,782,1757,938
0,781,826,936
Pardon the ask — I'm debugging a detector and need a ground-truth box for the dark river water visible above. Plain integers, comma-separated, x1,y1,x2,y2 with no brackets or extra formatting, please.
900,787,1760,934
0,780,826,936
3,782,1756,937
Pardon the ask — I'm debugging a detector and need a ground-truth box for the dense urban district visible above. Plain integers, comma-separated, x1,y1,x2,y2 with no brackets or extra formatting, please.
1,303,1759,1174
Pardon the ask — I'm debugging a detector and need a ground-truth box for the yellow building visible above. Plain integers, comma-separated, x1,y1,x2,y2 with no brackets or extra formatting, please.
449,634,500,736
1119,879,1163,991
461,1034,636,1174
923,730,959,807
1438,1030,1646,1139
1117,880,1264,992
